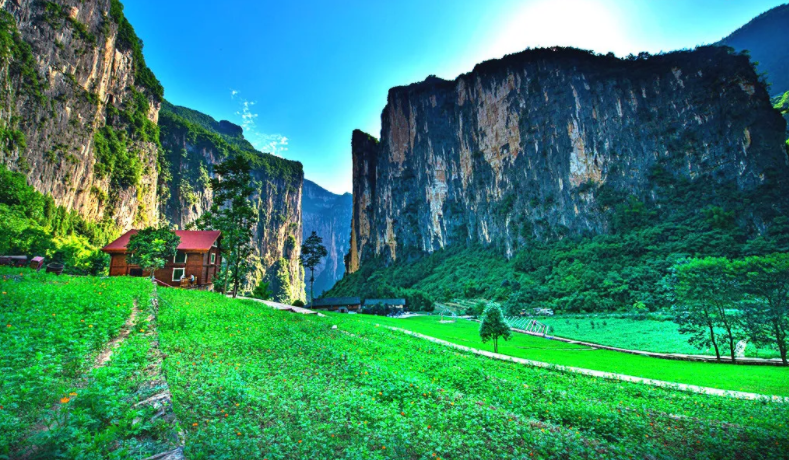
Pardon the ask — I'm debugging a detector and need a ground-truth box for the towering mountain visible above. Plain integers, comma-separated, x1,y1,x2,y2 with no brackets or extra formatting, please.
301,179,352,297
333,46,788,310
0,0,163,230
159,102,305,303
344,46,787,271
0,0,306,300
718,3,789,96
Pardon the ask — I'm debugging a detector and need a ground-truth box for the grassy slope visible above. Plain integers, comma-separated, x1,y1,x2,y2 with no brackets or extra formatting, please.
0,268,175,457
339,315,789,396
158,289,789,459
537,316,780,359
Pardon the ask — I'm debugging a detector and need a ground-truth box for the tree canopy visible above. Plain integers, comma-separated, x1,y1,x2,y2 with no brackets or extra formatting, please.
479,303,512,353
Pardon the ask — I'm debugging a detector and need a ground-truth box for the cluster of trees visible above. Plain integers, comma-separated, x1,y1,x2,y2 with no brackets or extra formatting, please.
0,165,112,274
673,254,789,364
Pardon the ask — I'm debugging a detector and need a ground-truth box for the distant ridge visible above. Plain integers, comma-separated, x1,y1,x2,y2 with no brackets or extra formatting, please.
718,3,789,96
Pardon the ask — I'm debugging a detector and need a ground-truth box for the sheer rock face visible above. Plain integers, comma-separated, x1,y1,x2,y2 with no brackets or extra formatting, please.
347,130,378,273
348,47,788,271
302,179,351,297
0,0,160,229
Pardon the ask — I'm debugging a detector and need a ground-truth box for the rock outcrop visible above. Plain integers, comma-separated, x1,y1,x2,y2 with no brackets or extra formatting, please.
159,102,305,303
347,46,788,272
302,179,352,297
0,0,163,230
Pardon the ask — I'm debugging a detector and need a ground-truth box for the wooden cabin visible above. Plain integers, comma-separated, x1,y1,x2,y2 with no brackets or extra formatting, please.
102,230,222,288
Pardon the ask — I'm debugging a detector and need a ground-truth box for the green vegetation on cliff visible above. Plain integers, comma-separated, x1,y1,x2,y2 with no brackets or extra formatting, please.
0,165,115,274
160,101,302,180
330,166,789,314
109,0,164,101
0,10,45,103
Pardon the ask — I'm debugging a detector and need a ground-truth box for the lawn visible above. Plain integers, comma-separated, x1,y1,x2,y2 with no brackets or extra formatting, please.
0,268,177,458
534,315,780,359
158,289,789,459
340,314,789,397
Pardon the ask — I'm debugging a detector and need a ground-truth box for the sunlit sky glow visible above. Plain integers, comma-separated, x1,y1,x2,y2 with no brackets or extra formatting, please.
124,0,785,194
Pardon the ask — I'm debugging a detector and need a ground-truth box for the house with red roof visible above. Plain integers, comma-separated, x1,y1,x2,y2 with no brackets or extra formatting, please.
102,230,223,287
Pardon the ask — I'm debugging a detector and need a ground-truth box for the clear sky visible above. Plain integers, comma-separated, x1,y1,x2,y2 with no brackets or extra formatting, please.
123,0,785,194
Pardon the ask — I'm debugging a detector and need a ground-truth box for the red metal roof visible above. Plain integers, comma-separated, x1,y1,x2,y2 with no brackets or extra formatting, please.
101,230,221,253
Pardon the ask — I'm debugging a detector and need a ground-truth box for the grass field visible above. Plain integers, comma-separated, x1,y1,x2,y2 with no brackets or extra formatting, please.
534,315,781,359
0,268,177,458
339,314,789,397
159,289,788,459
4,271,789,459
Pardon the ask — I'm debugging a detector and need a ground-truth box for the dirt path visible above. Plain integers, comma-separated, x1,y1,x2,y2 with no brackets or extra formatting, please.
235,295,326,316
387,326,789,403
92,300,140,369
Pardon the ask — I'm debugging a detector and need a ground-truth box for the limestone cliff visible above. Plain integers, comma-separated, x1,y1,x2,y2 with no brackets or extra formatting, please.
302,179,351,297
159,102,305,303
347,46,788,271
0,0,163,231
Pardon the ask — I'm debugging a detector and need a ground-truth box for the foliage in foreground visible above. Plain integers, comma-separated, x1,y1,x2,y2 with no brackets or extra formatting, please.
0,269,173,458
158,289,789,459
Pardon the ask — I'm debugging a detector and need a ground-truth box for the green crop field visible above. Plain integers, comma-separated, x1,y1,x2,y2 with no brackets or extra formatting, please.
158,289,789,459
0,268,177,458
534,315,781,359
341,314,789,397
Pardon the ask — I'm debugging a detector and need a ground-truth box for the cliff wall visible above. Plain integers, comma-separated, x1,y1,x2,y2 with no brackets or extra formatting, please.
347,46,788,271
0,0,163,231
302,179,351,297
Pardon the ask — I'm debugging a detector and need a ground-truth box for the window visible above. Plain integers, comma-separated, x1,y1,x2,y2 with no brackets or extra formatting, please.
172,268,185,281
210,252,216,264
174,251,187,264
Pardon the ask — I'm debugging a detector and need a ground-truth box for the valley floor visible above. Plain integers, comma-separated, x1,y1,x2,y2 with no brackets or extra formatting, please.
337,315,789,397
2,268,789,459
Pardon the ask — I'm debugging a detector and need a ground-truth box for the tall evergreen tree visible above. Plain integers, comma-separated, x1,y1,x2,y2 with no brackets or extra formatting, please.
300,231,327,305
194,155,257,297
479,303,511,353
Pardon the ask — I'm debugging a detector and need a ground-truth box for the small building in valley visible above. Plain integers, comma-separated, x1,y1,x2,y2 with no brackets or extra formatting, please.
102,230,222,287
310,297,362,312
364,299,406,309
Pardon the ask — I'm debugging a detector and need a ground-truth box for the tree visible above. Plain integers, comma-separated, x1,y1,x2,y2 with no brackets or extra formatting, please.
479,303,512,353
741,254,789,365
126,226,180,281
673,257,743,361
300,231,327,306
251,280,273,300
194,155,257,298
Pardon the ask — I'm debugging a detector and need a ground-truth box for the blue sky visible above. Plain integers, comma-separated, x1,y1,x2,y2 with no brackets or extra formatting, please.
123,0,785,194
